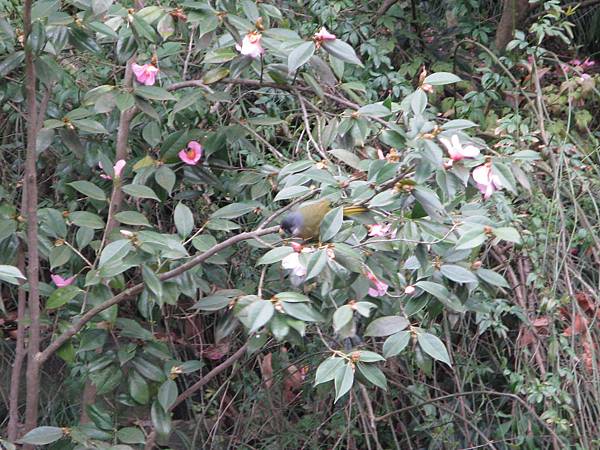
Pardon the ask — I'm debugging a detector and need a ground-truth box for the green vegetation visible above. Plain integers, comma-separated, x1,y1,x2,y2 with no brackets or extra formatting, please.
0,0,599,448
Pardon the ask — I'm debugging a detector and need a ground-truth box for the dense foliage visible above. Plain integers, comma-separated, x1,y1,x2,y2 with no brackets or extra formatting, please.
1,0,599,449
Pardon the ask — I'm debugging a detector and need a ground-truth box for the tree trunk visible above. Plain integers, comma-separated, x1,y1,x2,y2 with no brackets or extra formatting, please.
495,0,531,52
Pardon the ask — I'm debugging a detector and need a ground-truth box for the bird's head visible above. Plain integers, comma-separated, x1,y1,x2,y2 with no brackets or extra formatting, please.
280,212,304,237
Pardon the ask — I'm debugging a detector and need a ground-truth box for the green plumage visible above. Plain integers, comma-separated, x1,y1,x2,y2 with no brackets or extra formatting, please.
284,199,368,240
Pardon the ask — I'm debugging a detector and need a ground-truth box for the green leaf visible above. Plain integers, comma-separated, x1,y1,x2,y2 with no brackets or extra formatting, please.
116,318,154,341
314,357,345,385
72,119,107,134
440,264,478,284
383,331,411,358
151,401,172,438
142,121,161,147
322,40,362,66
364,316,409,337
0,51,25,77
288,41,315,73
357,350,385,362
315,357,345,385
477,268,510,288
258,247,294,265
239,300,274,333
19,426,64,445
492,162,517,193
179,360,203,373
417,331,451,366
155,166,176,195
204,47,237,64
334,363,354,402
129,370,150,404
274,292,310,302
273,186,311,202
0,265,26,285
357,103,391,117
134,86,177,101
192,293,233,311
281,302,323,322
493,227,521,244
117,427,146,444
410,89,427,115
69,181,107,201
142,265,162,299
69,211,105,229
174,202,194,238
320,206,343,242
210,203,255,219
441,119,477,130
158,379,178,411
329,149,362,171
47,285,82,309
333,305,353,332
202,67,230,84
423,72,462,85
368,190,396,208
99,240,133,267
356,362,387,390
122,184,160,201
305,249,328,280
455,227,487,250
114,211,151,227
415,281,466,313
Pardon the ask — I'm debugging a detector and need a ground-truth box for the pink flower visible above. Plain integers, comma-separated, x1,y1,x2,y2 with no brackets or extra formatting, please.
472,163,503,199
99,159,126,180
404,285,416,295
178,141,203,165
51,274,75,288
582,58,595,68
235,31,264,59
290,242,303,252
366,271,388,297
132,63,159,86
314,27,336,42
368,223,395,238
439,135,480,161
282,247,314,278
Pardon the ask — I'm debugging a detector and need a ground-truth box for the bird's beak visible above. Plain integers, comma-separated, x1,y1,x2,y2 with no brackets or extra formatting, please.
278,227,286,237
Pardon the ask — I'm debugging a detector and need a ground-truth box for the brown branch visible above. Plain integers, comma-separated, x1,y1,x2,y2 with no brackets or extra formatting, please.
376,0,398,19
7,236,28,441
35,226,279,364
105,58,136,236
22,0,41,440
171,341,249,409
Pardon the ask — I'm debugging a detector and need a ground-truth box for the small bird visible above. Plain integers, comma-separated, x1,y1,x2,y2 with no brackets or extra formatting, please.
279,199,368,240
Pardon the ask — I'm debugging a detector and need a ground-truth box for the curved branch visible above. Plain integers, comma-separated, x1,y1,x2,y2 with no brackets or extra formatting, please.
36,225,280,364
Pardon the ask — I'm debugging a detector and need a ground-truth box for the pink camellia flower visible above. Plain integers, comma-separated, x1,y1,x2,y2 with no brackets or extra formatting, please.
99,159,126,180
290,241,303,253
132,63,159,86
472,163,503,199
367,223,396,238
236,31,264,59
314,26,336,42
51,274,75,288
178,141,203,165
366,271,388,297
439,135,480,161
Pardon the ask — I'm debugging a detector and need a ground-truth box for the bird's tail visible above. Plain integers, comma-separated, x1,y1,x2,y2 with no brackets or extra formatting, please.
342,205,369,216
